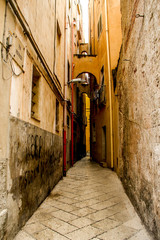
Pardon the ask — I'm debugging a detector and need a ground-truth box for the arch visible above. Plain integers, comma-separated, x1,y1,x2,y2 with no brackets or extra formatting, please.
73,55,99,84
75,72,98,99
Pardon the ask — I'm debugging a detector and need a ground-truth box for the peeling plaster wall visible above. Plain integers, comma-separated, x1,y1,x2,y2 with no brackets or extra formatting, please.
117,0,160,238
0,0,65,239
0,1,10,239
7,116,63,239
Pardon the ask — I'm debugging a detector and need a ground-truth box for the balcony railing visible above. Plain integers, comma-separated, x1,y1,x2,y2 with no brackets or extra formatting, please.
98,85,106,106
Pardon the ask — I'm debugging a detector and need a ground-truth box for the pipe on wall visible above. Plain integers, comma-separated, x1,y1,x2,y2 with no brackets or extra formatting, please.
63,0,69,176
93,0,95,54
53,0,57,73
104,0,114,169
71,0,74,167
71,19,74,167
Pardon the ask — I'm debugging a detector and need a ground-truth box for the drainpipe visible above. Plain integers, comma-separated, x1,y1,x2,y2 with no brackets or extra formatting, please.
104,0,114,169
71,19,74,167
53,0,57,73
88,3,91,54
63,0,68,176
93,0,95,54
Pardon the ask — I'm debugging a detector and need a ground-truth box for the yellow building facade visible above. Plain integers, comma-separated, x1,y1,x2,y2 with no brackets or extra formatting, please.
73,0,122,169
86,95,91,154
89,0,122,169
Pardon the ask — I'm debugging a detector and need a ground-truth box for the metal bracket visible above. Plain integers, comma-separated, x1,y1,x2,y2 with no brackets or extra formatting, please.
135,14,144,18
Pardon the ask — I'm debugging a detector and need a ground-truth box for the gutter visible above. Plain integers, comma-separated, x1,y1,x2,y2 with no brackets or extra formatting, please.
8,0,64,101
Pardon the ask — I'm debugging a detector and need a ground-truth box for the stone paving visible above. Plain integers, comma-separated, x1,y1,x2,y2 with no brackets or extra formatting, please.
14,157,153,240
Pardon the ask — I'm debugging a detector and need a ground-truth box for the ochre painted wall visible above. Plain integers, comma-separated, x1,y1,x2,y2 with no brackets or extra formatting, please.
86,95,90,153
88,0,122,167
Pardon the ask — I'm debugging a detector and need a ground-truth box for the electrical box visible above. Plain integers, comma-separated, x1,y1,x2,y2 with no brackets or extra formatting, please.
6,35,13,49
10,35,25,69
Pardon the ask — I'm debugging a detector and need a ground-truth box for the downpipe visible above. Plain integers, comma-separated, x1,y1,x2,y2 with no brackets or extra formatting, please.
104,0,114,169
71,0,74,167
71,20,74,167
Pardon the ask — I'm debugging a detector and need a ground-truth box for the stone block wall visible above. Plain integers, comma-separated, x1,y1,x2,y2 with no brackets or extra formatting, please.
117,0,160,238
6,116,63,239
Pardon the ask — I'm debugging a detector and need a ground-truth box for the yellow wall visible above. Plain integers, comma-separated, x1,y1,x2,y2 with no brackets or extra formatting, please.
86,95,90,153
88,0,122,169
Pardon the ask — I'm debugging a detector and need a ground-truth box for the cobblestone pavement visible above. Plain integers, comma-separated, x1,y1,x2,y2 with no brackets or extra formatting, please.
14,157,153,240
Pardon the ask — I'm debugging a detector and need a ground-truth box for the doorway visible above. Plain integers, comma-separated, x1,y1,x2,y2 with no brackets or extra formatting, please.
102,126,106,162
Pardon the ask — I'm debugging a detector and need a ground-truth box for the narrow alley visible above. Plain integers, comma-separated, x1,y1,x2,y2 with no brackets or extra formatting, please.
14,157,153,240
0,0,160,239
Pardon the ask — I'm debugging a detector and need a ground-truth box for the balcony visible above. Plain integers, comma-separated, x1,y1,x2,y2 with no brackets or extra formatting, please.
98,85,106,106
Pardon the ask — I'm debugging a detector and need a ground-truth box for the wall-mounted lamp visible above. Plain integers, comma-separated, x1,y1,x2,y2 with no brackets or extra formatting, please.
68,78,87,84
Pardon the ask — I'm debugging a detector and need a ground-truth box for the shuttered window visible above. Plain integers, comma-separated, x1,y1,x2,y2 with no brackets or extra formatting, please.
31,66,41,121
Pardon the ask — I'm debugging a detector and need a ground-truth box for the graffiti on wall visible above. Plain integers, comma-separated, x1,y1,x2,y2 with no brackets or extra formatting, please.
10,121,62,192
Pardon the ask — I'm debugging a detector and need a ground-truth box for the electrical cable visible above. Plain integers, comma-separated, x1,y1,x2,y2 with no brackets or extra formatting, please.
2,60,14,81
1,0,8,63
1,45,23,80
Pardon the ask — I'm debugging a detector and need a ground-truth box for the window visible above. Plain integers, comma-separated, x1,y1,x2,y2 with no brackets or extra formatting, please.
67,115,70,128
98,23,100,39
101,65,104,75
98,14,102,39
68,61,70,83
31,66,40,120
69,0,71,8
92,122,96,143
99,65,106,106
57,20,61,41
101,65,104,85
56,99,59,132
100,14,102,34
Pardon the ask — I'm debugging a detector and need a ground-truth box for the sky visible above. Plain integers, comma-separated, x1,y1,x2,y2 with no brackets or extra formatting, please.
80,0,89,43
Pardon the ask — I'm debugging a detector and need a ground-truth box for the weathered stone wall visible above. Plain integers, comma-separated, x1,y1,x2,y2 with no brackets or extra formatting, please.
6,116,63,239
66,140,71,171
117,0,160,238
0,2,11,238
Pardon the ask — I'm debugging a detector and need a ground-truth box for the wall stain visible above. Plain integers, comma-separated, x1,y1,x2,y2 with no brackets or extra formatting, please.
9,116,63,238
